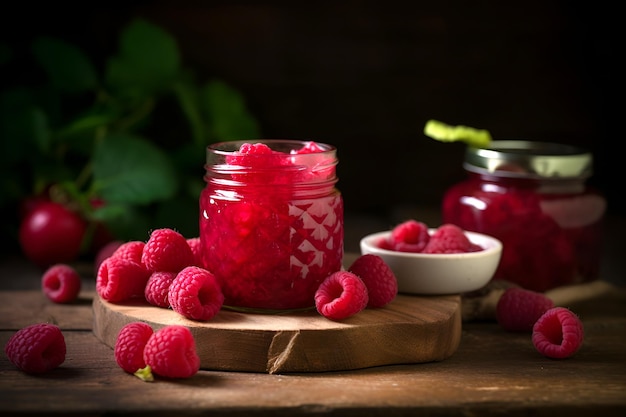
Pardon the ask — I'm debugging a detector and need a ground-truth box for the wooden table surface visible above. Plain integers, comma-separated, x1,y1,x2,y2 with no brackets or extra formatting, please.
1,256,626,417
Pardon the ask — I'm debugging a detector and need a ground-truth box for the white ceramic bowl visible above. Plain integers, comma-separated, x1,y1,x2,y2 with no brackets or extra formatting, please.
359,229,503,295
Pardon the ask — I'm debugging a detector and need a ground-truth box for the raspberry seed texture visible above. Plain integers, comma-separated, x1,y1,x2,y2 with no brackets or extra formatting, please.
96,257,150,302
142,228,195,273
41,263,82,303
143,325,200,379
348,254,398,308
145,271,177,308
496,287,555,332
532,307,584,359
114,322,154,374
169,266,224,321
4,323,66,374
315,271,369,320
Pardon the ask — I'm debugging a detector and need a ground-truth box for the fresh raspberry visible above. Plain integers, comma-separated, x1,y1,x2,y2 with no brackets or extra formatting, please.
376,237,394,250
168,266,224,321
144,271,177,308
423,223,482,254
96,257,150,302
143,325,200,379
532,307,584,359
4,323,66,374
41,263,82,303
111,240,145,265
348,254,398,308
114,322,154,373
141,228,195,273
186,237,203,267
496,287,555,332
388,219,430,252
315,271,369,320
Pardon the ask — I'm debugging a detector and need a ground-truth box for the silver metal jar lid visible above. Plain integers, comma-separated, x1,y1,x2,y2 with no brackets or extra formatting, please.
463,140,593,179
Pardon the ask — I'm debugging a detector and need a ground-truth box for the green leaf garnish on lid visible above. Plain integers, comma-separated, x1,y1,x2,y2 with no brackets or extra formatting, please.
424,119,492,148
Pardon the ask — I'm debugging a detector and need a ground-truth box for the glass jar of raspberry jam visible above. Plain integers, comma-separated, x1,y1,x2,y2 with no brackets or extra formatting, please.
442,140,606,292
199,140,344,311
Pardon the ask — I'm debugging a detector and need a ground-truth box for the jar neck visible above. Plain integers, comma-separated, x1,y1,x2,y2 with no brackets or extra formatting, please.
205,140,339,199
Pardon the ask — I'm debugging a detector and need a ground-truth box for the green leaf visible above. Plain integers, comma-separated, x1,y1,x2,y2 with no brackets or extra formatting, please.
105,18,180,98
424,119,492,148
172,78,206,146
201,80,261,141
91,203,151,241
0,88,51,159
31,37,98,94
92,133,178,205
55,104,119,141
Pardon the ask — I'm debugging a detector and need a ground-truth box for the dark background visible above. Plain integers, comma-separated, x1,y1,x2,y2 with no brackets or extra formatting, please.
1,1,622,249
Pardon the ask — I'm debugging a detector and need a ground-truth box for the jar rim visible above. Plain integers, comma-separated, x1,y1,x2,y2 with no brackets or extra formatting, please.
464,140,593,179
207,139,336,156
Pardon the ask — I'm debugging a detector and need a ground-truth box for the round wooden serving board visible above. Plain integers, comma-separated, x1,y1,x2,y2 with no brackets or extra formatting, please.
92,294,461,374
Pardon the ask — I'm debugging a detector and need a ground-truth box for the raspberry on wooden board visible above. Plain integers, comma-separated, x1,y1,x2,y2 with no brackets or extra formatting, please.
96,257,150,302
142,228,195,273
111,241,146,266
315,271,369,320
168,266,224,321
348,254,397,308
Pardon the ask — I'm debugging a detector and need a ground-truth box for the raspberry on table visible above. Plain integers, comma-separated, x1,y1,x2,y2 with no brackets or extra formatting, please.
145,271,177,308
143,325,200,379
4,323,66,374
114,322,154,374
348,254,398,308
41,263,82,304
96,257,151,302
496,287,555,332
168,266,224,321
315,271,369,320
532,307,584,359
388,219,430,253
142,228,195,273
423,223,482,254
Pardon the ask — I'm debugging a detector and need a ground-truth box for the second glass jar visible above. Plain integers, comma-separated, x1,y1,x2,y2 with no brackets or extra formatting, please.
199,140,344,311
442,140,606,292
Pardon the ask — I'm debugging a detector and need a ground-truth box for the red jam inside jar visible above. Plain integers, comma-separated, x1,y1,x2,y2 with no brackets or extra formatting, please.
442,141,606,292
199,140,344,311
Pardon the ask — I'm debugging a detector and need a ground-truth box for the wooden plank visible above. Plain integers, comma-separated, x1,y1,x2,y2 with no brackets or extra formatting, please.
2,319,626,417
0,290,94,330
92,294,462,373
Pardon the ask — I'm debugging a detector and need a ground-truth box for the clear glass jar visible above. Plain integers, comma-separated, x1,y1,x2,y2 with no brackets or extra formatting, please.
442,140,606,292
199,140,344,311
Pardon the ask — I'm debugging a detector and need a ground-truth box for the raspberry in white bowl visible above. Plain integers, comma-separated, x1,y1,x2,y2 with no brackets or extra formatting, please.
360,221,502,295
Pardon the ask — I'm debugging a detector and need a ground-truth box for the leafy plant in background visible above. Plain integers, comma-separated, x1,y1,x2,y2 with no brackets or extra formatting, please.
0,18,260,264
